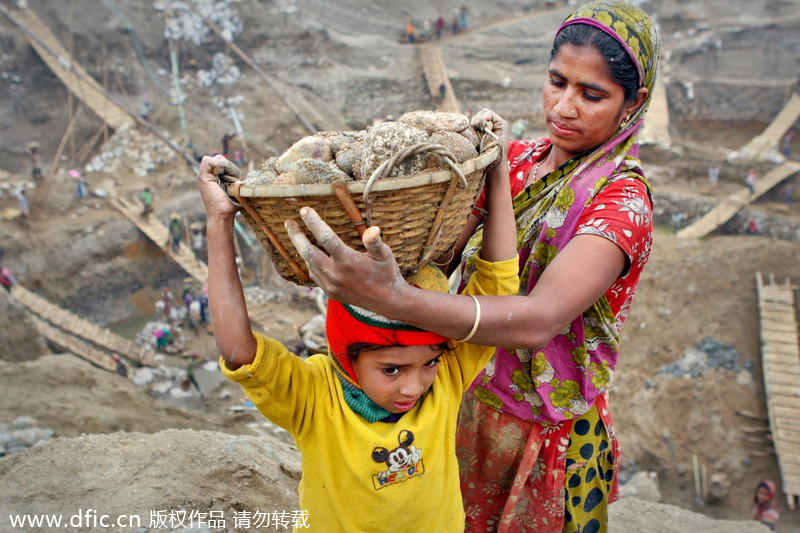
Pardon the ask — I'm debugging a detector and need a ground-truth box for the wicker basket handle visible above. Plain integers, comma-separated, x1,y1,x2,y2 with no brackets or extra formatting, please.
217,164,312,283
362,143,466,227
414,128,500,269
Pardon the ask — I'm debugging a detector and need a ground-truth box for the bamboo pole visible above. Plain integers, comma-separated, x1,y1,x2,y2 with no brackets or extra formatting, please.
67,27,76,160
701,463,708,502
49,105,84,176
692,454,701,500
74,122,106,164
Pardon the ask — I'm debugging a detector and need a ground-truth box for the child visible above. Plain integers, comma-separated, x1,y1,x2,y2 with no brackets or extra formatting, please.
196,119,516,532
752,479,779,531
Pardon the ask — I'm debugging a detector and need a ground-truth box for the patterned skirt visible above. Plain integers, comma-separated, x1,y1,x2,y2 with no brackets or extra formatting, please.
456,393,619,533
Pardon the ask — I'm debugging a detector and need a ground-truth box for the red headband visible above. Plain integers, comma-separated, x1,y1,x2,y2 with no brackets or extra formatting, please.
325,264,451,386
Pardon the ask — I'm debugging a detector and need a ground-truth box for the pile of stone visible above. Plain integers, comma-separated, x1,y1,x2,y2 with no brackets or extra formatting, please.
0,416,55,457
156,0,243,45
84,126,176,178
656,336,751,379
132,359,225,403
244,111,482,186
198,52,242,87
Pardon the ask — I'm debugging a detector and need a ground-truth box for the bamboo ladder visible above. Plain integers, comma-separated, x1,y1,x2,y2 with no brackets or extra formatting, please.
755,272,800,509
111,196,280,336
418,43,461,114
740,93,800,161
676,161,800,240
0,4,133,130
111,196,210,285
9,285,154,369
639,76,671,148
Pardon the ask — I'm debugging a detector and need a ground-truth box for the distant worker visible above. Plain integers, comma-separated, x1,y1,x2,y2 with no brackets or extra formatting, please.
460,6,468,31
137,101,152,130
221,132,236,158
511,117,526,140
27,142,42,182
746,217,760,235
153,325,174,351
452,11,459,35
76,176,88,200
199,286,209,325
422,18,432,41
169,213,184,252
141,187,154,220
0,265,17,292
186,353,205,398
161,286,173,319
184,292,195,331
153,327,167,351
435,15,445,39
189,299,202,336
406,19,415,43
744,167,758,196
190,221,206,258
708,165,720,187
782,130,794,159
233,149,247,168
439,82,447,101
752,479,779,531
670,212,684,235
16,189,30,226
111,353,128,378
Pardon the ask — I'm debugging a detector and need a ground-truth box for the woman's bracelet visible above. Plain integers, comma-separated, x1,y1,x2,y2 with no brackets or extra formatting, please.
456,295,481,343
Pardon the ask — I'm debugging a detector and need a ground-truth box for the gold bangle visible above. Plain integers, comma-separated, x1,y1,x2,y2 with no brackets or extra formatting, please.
456,295,481,343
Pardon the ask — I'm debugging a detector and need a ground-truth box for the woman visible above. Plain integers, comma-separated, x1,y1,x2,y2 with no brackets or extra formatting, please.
286,1,660,531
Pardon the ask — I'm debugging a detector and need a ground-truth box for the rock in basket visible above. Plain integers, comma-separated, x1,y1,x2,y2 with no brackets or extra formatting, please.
224,142,501,286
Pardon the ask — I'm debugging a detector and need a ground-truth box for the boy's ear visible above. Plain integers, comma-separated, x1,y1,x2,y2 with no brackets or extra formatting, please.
372,448,389,463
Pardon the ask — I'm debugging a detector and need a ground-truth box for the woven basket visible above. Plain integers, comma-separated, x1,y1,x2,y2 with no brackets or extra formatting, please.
225,142,500,286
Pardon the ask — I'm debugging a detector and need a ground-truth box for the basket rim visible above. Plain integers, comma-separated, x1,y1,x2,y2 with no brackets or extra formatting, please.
230,145,500,198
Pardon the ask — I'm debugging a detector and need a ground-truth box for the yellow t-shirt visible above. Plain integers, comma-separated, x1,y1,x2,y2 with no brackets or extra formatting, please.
221,256,518,532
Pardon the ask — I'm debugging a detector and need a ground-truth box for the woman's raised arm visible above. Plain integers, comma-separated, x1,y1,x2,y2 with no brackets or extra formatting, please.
287,208,625,350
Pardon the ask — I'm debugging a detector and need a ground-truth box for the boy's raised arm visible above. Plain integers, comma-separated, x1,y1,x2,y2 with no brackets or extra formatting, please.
197,155,257,370
470,109,516,265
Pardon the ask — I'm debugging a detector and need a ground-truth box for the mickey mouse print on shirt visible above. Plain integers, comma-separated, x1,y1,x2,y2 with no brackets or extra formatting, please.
371,429,425,490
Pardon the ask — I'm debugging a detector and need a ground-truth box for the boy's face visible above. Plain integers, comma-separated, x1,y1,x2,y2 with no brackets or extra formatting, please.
351,345,443,414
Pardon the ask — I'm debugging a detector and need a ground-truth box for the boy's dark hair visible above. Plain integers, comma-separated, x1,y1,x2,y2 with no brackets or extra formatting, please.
347,341,453,362
551,23,640,102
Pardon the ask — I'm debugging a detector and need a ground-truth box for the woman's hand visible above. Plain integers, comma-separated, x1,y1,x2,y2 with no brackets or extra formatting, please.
285,207,409,312
196,155,241,221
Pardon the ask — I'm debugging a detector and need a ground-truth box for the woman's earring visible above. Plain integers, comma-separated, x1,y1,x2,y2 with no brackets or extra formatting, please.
619,115,631,130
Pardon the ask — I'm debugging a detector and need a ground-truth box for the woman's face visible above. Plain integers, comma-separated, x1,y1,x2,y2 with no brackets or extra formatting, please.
756,486,772,505
543,43,644,159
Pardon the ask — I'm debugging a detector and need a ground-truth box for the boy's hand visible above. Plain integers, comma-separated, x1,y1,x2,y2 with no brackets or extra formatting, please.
471,108,509,174
197,155,240,220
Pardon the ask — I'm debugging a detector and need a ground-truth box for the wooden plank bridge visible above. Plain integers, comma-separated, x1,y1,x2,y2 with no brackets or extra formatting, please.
640,77,671,148
755,272,800,509
111,196,280,335
740,93,800,161
0,3,133,130
111,197,210,285
418,43,461,114
9,285,153,370
677,160,800,240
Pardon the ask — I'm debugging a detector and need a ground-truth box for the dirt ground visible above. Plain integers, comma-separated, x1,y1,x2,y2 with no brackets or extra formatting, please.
1,0,800,531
